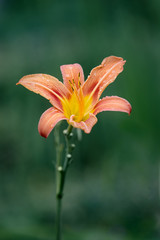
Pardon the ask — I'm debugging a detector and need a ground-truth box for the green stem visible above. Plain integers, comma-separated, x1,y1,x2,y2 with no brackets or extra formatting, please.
56,195,62,240
55,124,74,240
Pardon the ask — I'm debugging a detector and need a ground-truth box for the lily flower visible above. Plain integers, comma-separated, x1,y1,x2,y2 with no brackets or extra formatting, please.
17,56,132,138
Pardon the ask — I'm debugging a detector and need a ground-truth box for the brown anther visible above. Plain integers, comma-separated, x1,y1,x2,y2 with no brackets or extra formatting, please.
78,72,81,87
72,79,76,85
69,79,74,92
69,79,72,85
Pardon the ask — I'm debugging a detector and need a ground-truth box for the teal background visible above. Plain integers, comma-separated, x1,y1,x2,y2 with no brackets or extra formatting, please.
0,0,160,239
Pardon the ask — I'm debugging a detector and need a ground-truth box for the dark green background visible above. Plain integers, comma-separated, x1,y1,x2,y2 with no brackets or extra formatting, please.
0,0,160,239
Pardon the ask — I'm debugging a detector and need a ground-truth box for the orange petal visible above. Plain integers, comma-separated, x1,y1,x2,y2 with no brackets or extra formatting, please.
60,64,84,92
93,96,132,115
38,107,66,138
69,113,97,134
17,74,70,111
83,56,126,105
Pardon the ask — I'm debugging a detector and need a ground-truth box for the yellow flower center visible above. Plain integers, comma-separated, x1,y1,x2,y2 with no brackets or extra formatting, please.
62,87,93,122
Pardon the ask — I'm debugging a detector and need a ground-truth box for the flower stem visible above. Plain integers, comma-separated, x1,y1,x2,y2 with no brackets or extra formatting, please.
55,124,74,240
56,195,62,240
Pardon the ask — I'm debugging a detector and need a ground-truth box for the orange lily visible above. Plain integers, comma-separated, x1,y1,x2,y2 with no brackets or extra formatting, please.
17,56,132,138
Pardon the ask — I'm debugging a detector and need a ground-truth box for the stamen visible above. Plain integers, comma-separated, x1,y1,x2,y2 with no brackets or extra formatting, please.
72,79,76,85
78,72,81,87
69,79,72,85
72,78,78,92
69,79,74,92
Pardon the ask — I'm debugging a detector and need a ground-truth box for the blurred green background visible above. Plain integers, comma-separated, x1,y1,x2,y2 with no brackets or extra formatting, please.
0,0,160,239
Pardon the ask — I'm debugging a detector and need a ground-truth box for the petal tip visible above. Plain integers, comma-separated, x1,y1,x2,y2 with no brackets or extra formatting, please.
16,76,27,86
16,80,21,85
39,131,48,138
122,59,126,65
128,105,132,115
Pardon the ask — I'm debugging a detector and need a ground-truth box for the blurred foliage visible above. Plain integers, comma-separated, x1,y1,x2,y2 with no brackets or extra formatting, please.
0,0,160,239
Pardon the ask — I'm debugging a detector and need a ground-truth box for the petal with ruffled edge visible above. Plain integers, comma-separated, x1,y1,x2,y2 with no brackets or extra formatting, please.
82,56,126,106
60,64,84,92
93,96,132,115
38,107,67,138
68,113,97,134
17,74,70,111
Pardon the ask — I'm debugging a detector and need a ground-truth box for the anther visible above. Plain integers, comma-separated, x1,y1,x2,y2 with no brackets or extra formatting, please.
69,80,74,91
78,72,81,87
